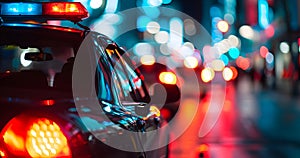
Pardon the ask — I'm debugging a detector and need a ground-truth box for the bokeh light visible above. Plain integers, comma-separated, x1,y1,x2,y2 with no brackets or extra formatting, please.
201,67,215,83
146,21,160,34
217,20,229,33
140,55,156,65
211,59,225,71
279,42,289,54
222,67,233,81
266,52,274,64
159,72,177,85
236,57,251,70
148,0,163,7
90,0,103,9
220,54,229,66
137,16,151,32
230,66,238,80
239,25,254,39
228,35,240,47
259,46,268,58
162,0,172,4
160,44,171,55
184,56,198,69
154,31,169,44
133,42,154,56
228,47,240,59
184,19,197,36
224,13,235,24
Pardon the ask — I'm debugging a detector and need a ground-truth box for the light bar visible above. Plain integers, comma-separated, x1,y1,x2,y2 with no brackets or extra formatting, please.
0,2,89,22
1,3,42,15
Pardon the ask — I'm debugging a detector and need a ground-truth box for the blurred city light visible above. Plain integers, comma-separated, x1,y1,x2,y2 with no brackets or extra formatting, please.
162,0,172,4
183,42,195,50
258,0,270,29
104,0,118,13
146,21,160,34
279,42,289,54
159,72,177,85
148,0,163,7
201,67,215,83
228,47,240,59
89,0,103,9
184,56,198,69
179,45,194,57
212,17,223,43
230,66,238,80
217,20,229,33
133,42,154,56
265,25,275,38
266,52,274,64
140,55,156,65
137,16,151,32
160,44,171,55
259,46,268,58
236,57,251,70
184,19,197,36
210,6,222,18
220,54,229,66
169,17,183,48
222,67,233,81
142,6,160,19
154,31,169,44
239,25,254,40
228,35,240,47
224,13,235,24
211,59,225,71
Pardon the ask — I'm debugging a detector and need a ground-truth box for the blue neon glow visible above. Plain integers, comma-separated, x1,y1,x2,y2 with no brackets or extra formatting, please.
104,0,119,13
228,47,240,59
162,0,172,4
1,3,42,15
137,15,151,32
258,0,269,29
220,54,229,66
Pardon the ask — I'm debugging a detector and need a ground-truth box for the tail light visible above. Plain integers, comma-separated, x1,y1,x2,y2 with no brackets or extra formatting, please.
0,113,89,158
159,72,177,85
25,118,70,157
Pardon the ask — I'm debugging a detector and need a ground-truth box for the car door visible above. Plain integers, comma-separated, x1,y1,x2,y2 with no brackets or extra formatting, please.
95,34,169,157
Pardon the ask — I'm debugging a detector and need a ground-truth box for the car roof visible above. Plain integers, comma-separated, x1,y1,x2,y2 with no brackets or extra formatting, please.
0,22,86,51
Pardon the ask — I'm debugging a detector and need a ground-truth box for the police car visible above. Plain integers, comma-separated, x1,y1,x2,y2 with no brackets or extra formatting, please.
0,2,178,157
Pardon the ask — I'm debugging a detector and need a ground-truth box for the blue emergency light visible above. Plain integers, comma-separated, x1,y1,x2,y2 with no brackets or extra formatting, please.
0,2,89,22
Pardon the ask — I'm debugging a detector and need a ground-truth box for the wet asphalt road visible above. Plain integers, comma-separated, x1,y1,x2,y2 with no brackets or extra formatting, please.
168,76,300,158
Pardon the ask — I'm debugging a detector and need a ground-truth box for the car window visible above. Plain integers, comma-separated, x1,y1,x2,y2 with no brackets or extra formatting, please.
96,36,150,103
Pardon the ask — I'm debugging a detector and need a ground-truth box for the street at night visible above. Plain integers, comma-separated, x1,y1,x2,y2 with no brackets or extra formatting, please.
1,0,300,158
169,75,300,158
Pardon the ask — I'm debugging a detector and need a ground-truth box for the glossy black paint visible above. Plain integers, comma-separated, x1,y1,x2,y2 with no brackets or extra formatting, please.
0,23,168,158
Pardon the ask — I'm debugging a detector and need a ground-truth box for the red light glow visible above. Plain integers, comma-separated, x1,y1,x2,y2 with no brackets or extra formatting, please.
41,99,55,106
260,46,268,58
230,66,238,80
265,25,275,38
0,115,71,157
236,57,251,70
43,2,88,19
159,72,177,85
